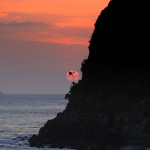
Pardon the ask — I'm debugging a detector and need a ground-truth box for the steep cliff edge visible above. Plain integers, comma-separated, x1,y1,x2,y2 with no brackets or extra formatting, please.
29,0,150,149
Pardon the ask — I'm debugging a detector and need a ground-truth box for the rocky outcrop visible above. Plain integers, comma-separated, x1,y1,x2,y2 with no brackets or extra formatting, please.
29,0,150,149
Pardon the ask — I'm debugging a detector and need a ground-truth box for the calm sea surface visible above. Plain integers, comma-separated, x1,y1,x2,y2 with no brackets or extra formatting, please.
0,94,149,150
0,94,74,150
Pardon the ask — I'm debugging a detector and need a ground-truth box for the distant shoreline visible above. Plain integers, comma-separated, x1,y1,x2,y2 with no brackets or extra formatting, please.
0,92,65,97
0,93,65,95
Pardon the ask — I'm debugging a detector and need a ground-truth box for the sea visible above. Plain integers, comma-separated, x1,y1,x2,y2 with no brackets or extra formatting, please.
0,94,149,150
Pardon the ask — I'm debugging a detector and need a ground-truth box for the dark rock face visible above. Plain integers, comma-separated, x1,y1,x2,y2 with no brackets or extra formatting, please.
29,0,150,149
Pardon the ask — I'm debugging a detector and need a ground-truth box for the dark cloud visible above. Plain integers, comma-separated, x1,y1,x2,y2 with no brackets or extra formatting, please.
0,21,44,27
2,12,73,23
54,26,93,38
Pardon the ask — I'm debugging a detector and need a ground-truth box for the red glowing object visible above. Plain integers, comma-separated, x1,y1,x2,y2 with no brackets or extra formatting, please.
66,70,79,82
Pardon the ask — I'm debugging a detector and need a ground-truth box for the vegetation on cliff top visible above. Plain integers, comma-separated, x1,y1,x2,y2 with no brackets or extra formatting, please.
29,0,150,149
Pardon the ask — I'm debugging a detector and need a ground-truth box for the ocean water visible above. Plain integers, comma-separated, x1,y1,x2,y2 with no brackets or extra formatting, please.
0,94,74,150
0,94,149,150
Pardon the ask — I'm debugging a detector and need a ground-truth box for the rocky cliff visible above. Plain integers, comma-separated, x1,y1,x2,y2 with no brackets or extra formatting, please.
29,0,150,149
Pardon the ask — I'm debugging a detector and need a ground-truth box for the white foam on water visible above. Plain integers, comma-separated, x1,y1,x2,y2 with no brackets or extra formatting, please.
0,94,72,150
0,94,149,150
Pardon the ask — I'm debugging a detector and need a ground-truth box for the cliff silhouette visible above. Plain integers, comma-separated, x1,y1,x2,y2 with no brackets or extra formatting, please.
29,0,150,149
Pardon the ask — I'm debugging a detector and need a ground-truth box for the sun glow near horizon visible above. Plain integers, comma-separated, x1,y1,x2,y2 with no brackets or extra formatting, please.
0,0,110,94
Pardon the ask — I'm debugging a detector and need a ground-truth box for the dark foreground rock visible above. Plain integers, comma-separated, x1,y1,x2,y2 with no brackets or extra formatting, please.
29,0,150,149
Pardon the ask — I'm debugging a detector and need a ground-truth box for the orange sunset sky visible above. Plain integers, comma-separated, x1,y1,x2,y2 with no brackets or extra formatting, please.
0,0,110,94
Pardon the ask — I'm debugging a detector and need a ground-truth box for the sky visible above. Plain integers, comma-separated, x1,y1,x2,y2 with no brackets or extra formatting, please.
0,0,110,94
